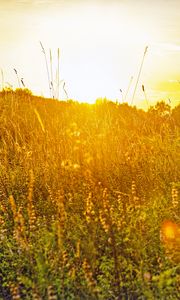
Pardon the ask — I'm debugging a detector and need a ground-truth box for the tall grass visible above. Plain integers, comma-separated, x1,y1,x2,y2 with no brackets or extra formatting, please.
40,42,61,100
131,46,148,105
0,89,179,299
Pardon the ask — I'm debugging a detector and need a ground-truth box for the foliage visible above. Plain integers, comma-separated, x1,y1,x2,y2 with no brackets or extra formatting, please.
0,90,179,299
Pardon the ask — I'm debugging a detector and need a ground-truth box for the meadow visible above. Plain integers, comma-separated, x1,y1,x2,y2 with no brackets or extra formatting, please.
0,88,179,299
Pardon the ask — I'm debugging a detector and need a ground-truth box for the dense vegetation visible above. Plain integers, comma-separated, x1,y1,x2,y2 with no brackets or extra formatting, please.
0,89,179,299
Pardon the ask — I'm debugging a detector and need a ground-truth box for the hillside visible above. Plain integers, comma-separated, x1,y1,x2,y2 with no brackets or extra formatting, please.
0,89,179,299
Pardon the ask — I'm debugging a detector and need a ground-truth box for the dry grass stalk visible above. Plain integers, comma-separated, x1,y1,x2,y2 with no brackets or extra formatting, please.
47,285,57,300
34,108,45,133
27,170,36,232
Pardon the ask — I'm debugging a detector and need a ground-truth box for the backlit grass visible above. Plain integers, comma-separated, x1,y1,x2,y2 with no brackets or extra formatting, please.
0,89,179,299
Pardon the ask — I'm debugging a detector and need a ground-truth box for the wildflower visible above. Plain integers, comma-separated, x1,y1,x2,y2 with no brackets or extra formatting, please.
172,183,179,209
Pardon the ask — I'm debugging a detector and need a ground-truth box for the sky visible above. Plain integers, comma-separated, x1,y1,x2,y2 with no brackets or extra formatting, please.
0,0,180,108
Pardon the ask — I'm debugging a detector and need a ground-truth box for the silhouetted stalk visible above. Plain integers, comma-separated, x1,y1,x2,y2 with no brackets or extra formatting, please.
40,41,52,98
21,78,25,88
124,76,133,103
49,49,55,98
142,84,149,109
63,82,68,99
57,48,60,99
131,46,148,105
119,89,123,103
1,69,4,90
13,68,21,88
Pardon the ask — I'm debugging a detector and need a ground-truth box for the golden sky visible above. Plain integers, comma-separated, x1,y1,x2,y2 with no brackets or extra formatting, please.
0,0,180,108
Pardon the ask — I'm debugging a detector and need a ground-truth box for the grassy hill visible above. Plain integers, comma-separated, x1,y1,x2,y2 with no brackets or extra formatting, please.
0,89,179,299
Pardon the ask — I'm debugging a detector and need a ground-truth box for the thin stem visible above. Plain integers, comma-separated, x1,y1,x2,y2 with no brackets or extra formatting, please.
63,82,68,99
124,76,133,103
40,41,52,98
142,85,149,109
131,46,148,105
119,89,123,104
21,78,25,88
49,49,54,98
1,69,4,90
13,68,21,88
57,48,60,99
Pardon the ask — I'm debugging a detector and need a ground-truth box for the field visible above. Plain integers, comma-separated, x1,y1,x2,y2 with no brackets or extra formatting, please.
0,88,179,299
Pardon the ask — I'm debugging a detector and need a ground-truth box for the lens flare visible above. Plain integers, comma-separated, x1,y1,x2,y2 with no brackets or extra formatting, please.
160,220,180,263
161,220,179,241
